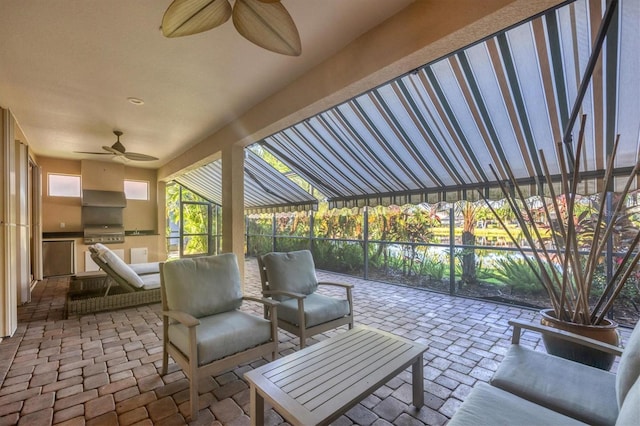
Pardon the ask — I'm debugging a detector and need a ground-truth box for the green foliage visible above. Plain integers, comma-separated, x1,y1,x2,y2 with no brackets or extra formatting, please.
491,255,549,294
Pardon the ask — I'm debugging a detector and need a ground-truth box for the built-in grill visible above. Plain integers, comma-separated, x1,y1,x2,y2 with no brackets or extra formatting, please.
83,225,125,244
82,190,127,244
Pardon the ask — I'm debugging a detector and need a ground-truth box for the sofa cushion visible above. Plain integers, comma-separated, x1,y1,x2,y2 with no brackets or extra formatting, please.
168,310,272,366
616,375,640,426
261,250,318,301
616,321,640,407
97,248,145,288
161,253,242,318
448,382,587,426
491,345,618,425
278,293,350,327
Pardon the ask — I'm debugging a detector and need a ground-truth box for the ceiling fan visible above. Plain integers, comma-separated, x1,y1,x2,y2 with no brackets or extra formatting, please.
160,0,301,56
76,131,159,162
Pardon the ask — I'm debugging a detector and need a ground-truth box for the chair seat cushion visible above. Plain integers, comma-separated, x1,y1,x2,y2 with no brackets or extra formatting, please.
448,382,587,426
139,273,160,290
168,310,273,366
278,293,349,328
616,375,640,426
491,345,618,425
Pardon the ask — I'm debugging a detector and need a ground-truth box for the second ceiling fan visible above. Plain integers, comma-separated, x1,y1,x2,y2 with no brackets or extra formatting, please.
78,131,159,162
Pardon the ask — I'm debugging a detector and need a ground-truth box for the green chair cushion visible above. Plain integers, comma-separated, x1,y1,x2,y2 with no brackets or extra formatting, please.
162,253,242,318
616,375,640,426
616,321,640,407
261,250,318,301
168,310,272,366
278,293,350,328
491,345,618,425
448,382,587,426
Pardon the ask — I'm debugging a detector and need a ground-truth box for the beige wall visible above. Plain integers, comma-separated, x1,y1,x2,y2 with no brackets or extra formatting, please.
39,156,165,268
39,156,83,232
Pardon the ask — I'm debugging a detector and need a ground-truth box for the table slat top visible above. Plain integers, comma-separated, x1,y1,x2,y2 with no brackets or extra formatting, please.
245,326,427,425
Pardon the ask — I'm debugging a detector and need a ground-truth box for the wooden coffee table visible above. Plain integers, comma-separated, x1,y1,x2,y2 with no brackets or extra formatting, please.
244,325,427,426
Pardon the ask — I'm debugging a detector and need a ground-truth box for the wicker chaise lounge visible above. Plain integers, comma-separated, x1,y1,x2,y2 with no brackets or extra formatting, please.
65,244,162,317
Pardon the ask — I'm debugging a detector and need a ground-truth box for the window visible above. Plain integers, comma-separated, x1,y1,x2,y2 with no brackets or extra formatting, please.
124,180,149,200
48,173,81,197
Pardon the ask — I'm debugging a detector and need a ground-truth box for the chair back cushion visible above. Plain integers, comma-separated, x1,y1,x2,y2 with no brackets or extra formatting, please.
616,320,640,407
96,248,145,288
161,253,242,318
261,250,318,301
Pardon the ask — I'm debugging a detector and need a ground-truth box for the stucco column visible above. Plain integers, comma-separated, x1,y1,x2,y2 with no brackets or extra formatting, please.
221,145,245,283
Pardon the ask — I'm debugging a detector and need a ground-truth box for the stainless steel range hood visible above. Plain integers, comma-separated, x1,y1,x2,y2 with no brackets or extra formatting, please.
82,190,127,207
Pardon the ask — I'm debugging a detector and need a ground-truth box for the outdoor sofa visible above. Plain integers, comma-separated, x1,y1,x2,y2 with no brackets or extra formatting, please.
448,318,640,425
65,243,162,316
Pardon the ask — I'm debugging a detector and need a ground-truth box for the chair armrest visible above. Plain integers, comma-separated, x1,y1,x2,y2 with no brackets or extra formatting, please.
162,310,200,328
508,319,623,356
263,290,307,299
243,296,280,308
318,281,353,289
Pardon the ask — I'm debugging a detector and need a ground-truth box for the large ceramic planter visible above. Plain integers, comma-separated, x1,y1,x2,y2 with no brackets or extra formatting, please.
539,309,620,371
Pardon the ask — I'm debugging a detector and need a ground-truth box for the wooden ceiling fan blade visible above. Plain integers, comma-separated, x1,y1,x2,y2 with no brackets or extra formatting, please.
232,0,301,56
103,145,124,155
162,0,232,38
75,151,112,155
124,152,159,161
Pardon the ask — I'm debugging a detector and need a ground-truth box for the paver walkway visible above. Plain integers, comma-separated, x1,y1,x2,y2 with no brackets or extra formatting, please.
0,257,614,425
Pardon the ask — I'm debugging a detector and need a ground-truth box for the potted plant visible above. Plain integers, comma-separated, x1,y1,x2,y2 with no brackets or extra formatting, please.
482,116,640,370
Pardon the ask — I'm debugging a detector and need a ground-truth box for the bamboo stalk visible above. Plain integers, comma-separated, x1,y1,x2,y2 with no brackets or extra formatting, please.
591,229,640,322
595,244,640,324
539,148,576,316
583,135,620,299
486,166,563,313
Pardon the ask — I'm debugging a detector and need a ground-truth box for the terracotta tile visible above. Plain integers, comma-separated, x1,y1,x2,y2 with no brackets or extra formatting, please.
16,407,53,426
147,396,178,422
118,406,148,426
52,404,84,424
85,394,115,420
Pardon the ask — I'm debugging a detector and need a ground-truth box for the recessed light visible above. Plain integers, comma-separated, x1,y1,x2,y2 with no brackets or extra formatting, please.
127,97,144,105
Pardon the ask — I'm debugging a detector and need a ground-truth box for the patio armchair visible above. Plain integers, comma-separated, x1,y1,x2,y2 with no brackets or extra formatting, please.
160,253,279,421
257,250,353,349
449,318,640,425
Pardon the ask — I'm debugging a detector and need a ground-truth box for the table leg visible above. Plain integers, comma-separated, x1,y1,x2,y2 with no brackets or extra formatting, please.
412,355,424,408
250,384,264,426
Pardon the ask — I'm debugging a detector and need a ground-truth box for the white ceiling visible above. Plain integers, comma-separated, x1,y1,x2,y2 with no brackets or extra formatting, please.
0,0,414,168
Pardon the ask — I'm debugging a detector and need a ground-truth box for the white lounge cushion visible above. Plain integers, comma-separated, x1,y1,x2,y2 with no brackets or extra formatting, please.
130,262,160,275
97,248,145,288
139,273,161,290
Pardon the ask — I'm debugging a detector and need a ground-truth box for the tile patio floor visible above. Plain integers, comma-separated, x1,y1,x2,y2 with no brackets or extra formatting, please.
0,258,628,425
